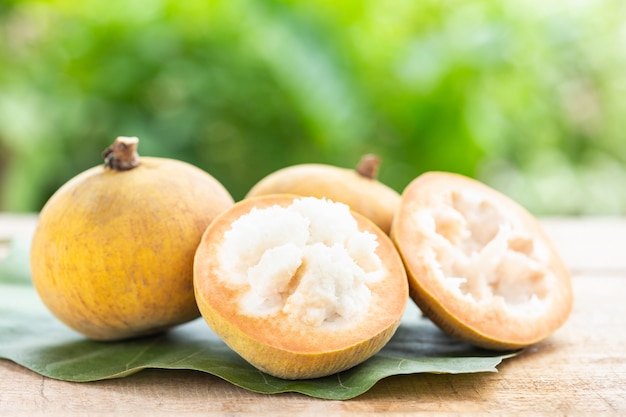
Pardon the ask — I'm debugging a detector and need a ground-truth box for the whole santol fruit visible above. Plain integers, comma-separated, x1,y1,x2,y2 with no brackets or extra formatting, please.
391,172,573,350
193,195,408,379
30,136,234,341
245,155,400,235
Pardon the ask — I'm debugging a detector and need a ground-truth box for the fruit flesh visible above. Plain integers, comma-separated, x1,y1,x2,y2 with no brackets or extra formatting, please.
391,172,573,350
217,197,385,328
194,195,408,378
414,188,550,315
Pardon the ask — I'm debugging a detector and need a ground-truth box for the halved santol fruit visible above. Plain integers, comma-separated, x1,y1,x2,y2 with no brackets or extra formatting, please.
193,195,408,379
245,155,401,235
30,137,235,341
391,172,573,350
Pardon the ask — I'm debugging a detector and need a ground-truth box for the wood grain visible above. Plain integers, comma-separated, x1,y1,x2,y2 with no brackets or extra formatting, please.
1,215,625,416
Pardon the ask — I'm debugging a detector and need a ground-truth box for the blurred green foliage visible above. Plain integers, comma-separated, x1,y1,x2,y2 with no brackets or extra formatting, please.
1,0,625,215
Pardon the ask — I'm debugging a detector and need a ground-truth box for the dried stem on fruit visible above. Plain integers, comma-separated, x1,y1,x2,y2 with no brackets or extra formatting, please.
102,136,140,171
356,154,380,180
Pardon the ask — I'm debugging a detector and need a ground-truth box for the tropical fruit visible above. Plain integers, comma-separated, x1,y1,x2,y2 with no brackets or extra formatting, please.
246,155,400,234
193,194,408,379
30,136,234,341
391,172,573,350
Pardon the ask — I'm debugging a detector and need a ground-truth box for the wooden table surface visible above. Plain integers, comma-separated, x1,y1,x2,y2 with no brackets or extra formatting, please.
1,214,625,416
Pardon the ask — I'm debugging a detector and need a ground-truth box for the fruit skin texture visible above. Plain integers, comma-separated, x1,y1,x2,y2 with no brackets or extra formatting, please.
193,195,408,379
245,158,400,235
30,156,234,341
391,172,573,350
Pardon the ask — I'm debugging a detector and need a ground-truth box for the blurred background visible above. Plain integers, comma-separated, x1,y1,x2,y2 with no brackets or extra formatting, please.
0,0,625,215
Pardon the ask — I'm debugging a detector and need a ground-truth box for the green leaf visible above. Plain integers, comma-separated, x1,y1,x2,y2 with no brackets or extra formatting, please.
0,237,32,285
0,239,519,400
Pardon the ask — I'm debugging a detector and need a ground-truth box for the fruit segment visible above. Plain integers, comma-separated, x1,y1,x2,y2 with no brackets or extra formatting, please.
391,172,573,350
194,195,408,379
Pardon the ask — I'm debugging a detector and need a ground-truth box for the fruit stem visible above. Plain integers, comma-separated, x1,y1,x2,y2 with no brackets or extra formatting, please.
102,137,140,171
356,154,380,180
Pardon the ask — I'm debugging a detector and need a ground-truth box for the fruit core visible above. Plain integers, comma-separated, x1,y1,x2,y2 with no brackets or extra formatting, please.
218,197,385,327
413,189,551,315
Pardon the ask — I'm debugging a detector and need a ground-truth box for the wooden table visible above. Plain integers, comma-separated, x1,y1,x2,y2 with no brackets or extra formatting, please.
1,214,625,416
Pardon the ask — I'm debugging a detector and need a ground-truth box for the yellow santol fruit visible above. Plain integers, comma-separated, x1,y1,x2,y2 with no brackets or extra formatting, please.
193,194,408,379
30,136,234,341
245,155,400,235
391,172,574,350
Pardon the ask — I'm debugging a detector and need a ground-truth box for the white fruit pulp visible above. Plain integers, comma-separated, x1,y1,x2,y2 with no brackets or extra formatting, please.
412,189,551,316
218,197,385,327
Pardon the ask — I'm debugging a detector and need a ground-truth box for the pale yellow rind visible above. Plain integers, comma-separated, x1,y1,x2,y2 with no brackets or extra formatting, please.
246,164,401,235
194,290,401,379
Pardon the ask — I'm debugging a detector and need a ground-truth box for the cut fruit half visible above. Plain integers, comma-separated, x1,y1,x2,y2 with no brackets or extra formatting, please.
193,195,408,379
391,172,573,350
